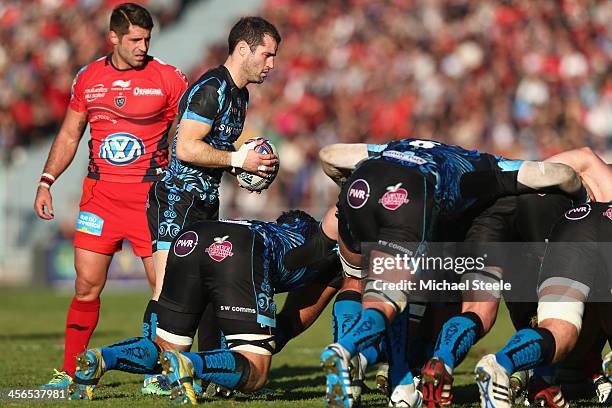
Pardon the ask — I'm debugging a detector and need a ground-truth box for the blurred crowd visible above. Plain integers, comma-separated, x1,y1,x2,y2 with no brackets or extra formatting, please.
0,0,189,158
2,0,611,217
193,0,612,216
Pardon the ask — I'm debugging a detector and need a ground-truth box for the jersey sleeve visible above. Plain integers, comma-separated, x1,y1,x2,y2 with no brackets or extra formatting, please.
68,65,88,113
183,79,223,125
164,67,189,121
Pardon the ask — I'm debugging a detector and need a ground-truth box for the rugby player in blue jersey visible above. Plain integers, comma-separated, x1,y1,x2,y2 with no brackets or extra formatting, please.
144,17,281,393
317,139,586,407
68,208,341,403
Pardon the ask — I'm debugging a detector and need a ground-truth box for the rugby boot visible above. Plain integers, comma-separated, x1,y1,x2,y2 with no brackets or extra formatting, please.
376,363,390,396
40,369,72,389
68,349,105,400
474,354,511,408
422,357,453,407
389,382,423,407
159,350,198,405
527,375,569,408
594,374,612,405
321,343,354,408
141,374,172,396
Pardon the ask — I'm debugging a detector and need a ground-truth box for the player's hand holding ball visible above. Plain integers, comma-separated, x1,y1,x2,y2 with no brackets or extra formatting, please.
231,137,279,192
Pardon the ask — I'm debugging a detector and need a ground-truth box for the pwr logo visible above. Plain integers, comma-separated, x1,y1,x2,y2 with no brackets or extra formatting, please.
99,133,145,165
379,183,410,210
565,204,591,221
347,179,370,209
173,231,198,257
205,235,234,262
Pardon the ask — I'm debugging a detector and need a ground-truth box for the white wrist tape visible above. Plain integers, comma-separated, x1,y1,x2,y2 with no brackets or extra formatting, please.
231,149,249,169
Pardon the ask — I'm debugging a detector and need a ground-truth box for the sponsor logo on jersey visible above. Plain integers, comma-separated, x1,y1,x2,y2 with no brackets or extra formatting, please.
218,123,243,136
99,132,145,166
76,211,104,236
173,230,198,257
603,207,612,221
382,150,427,165
112,79,131,88
347,179,370,209
133,87,163,96
565,204,591,221
114,95,126,108
205,235,234,262
379,183,410,210
85,83,108,102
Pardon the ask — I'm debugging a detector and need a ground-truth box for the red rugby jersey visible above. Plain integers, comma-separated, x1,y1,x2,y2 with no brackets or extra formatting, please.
69,55,188,183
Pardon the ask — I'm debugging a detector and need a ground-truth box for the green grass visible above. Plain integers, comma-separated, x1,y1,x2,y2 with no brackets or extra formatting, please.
0,289,603,407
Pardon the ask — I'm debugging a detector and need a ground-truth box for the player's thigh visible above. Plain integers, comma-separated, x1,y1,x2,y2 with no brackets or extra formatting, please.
151,249,169,300
157,242,209,345
74,178,123,255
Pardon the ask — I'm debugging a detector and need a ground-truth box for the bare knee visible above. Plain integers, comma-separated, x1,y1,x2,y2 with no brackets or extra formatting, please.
239,353,271,393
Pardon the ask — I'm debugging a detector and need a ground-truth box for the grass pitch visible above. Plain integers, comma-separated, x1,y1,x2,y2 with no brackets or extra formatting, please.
0,289,603,407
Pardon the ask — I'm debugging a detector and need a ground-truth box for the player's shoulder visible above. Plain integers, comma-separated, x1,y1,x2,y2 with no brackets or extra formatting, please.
73,56,107,82
148,57,188,82
193,66,229,88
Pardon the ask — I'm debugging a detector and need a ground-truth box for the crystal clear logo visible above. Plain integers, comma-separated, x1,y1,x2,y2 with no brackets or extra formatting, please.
379,183,410,210
99,132,145,165
205,235,234,262
173,231,198,257
112,79,131,88
565,204,591,221
347,179,370,209
603,207,612,221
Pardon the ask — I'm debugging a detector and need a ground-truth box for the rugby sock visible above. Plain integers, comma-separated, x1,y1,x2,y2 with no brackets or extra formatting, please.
273,314,293,354
100,337,161,374
62,297,100,376
182,349,251,390
361,342,385,366
387,308,414,387
142,300,159,341
142,300,159,382
332,290,362,342
339,308,388,357
495,328,556,375
433,312,484,371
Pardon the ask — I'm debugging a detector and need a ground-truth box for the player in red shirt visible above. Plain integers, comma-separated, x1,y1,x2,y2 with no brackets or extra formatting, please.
33,3,188,389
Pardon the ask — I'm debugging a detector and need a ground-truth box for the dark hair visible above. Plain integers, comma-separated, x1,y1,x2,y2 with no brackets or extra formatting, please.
228,16,281,54
276,210,317,235
109,3,154,36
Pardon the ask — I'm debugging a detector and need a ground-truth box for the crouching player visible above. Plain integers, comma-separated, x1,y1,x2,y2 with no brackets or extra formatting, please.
68,209,341,402
475,201,612,408
317,138,586,407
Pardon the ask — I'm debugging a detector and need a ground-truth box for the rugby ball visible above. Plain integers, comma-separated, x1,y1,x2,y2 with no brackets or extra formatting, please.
236,137,279,192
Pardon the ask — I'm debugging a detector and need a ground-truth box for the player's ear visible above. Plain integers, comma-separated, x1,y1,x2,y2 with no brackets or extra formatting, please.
109,31,120,46
238,40,250,57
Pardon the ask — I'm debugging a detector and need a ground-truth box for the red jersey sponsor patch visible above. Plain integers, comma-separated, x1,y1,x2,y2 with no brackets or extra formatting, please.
379,183,410,210
205,235,234,262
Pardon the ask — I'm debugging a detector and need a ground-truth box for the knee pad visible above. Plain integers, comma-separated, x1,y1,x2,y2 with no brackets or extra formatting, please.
537,301,585,333
225,334,275,356
340,252,366,279
363,279,408,313
538,277,590,332
156,327,194,346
